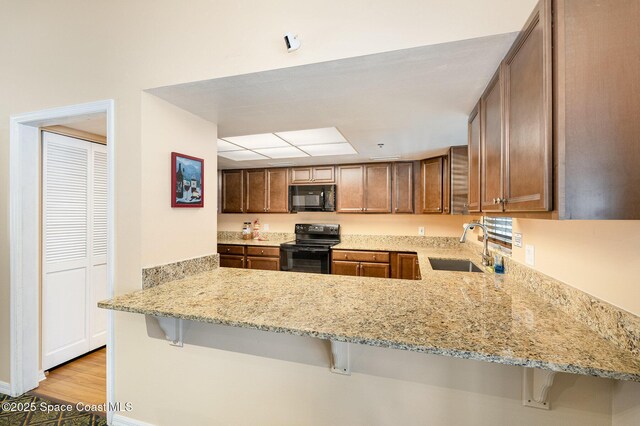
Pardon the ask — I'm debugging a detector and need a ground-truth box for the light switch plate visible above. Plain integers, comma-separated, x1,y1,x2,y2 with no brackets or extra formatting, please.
525,244,535,266
514,233,523,248
418,227,425,236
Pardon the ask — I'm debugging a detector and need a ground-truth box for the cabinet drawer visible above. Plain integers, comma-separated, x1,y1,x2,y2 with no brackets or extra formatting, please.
246,246,280,257
332,250,389,263
218,245,245,255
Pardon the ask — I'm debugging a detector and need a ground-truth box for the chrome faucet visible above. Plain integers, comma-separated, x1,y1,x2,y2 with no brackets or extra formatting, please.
460,221,492,266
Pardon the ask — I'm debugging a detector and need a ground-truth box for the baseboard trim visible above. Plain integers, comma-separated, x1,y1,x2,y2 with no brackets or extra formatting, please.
111,413,156,426
38,370,46,382
0,380,11,395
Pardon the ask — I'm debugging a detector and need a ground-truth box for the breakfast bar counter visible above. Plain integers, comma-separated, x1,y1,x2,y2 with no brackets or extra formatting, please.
99,244,640,383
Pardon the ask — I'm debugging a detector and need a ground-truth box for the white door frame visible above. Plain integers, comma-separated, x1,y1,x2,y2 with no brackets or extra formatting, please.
9,100,116,422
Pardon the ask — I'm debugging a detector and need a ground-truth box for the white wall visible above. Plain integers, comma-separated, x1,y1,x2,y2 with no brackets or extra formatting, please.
141,94,218,267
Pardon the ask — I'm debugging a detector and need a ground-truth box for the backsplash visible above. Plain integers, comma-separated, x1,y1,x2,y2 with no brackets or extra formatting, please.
142,254,219,289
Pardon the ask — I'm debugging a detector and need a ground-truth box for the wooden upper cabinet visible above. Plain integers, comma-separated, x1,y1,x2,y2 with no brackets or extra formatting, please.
290,166,335,184
421,157,443,213
450,146,469,215
221,170,244,213
481,68,505,213
467,103,481,213
364,163,391,213
245,169,267,213
393,162,414,213
502,0,552,212
266,168,288,213
336,165,365,212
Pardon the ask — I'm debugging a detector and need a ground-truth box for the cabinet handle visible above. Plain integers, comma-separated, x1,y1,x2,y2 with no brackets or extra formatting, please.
344,254,348,259
261,250,264,254
226,248,230,253
500,198,507,204
373,255,376,260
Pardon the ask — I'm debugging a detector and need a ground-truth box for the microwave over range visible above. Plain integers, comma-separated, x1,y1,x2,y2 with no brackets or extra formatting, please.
289,185,336,212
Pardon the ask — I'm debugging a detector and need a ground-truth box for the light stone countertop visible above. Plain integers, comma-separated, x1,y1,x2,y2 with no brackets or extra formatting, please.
99,244,640,382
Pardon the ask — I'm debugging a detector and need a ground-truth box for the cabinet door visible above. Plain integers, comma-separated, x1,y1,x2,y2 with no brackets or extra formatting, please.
467,104,481,213
336,165,364,212
266,168,288,213
395,253,418,280
503,0,552,212
442,154,451,214
245,169,267,213
421,157,443,213
481,69,504,212
246,256,280,271
450,146,469,215
393,162,414,213
312,166,335,183
220,255,245,268
364,163,392,213
332,260,360,276
221,170,244,213
360,262,390,278
290,167,312,184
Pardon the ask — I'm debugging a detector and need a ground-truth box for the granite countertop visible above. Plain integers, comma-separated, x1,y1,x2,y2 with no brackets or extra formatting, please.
99,244,640,382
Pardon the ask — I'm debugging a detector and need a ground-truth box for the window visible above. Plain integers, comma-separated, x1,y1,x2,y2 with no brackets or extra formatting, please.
482,217,512,252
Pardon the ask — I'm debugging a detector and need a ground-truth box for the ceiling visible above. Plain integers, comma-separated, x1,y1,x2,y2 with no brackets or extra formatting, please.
51,113,107,136
148,33,516,169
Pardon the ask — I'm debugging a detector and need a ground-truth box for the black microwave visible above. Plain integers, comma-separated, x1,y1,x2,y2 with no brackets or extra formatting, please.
289,185,336,212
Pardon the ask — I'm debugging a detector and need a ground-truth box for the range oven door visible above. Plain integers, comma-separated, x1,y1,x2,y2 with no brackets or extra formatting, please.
280,245,331,274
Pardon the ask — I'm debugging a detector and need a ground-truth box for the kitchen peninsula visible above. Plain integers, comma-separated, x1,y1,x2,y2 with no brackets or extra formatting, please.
99,238,640,384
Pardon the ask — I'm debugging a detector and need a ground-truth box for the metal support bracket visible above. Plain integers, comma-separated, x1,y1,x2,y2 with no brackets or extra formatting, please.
155,316,184,347
330,340,351,375
523,367,557,409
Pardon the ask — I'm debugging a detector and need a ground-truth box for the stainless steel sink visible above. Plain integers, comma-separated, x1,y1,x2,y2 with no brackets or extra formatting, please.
428,258,483,273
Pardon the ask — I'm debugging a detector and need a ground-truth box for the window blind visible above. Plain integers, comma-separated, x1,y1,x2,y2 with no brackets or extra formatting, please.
483,217,512,251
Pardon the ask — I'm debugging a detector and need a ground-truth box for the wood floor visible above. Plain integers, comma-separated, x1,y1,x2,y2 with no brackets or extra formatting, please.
31,347,106,408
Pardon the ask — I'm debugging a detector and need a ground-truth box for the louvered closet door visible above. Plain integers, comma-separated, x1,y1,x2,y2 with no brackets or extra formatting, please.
42,132,107,370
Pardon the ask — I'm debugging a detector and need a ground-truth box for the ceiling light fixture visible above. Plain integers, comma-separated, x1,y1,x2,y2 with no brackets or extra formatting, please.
218,150,269,161
254,146,309,159
301,142,357,156
222,133,289,149
275,127,346,146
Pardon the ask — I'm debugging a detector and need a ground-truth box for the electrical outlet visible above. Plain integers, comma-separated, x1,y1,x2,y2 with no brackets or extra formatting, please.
263,223,270,232
418,227,425,236
525,244,535,266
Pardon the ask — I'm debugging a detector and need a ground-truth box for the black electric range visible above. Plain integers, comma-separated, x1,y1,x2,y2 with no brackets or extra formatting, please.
280,224,340,274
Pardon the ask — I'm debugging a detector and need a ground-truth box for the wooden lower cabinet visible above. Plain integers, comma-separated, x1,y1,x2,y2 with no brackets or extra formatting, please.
360,262,390,278
218,244,280,271
331,260,360,276
391,253,421,280
331,250,390,278
220,255,245,269
246,256,280,271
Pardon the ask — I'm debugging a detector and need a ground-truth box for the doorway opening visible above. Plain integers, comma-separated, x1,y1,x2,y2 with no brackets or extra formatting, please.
9,100,115,422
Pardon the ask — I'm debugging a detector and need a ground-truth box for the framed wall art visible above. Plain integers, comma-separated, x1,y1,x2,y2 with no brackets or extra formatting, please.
171,152,204,208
